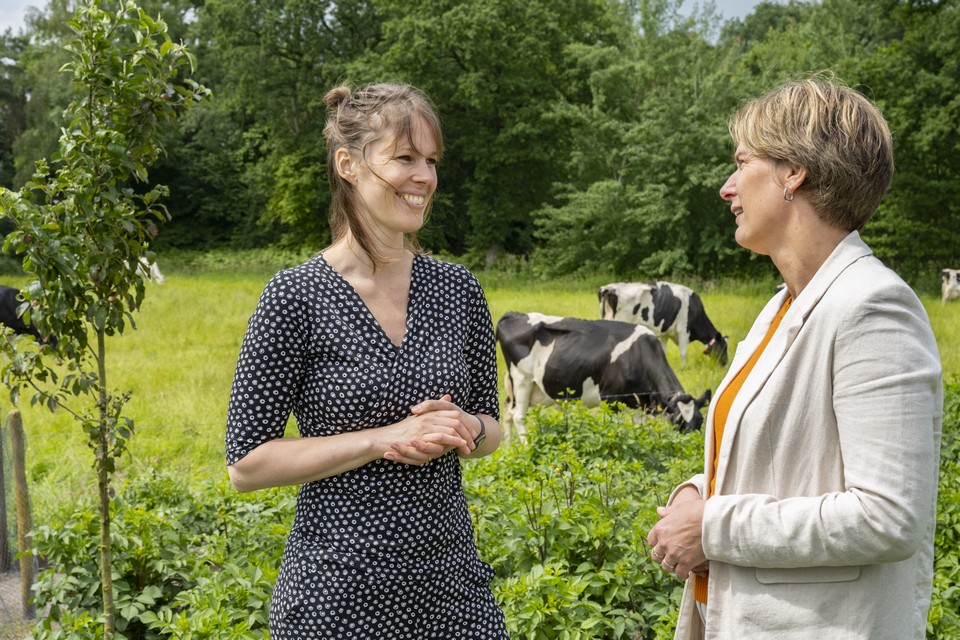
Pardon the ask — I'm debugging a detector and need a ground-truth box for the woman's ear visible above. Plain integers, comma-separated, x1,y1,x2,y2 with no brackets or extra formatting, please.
335,147,357,183
783,164,807,195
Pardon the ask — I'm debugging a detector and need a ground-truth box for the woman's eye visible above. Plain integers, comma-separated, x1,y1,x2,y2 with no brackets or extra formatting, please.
396,155,412,162
426,158,437,166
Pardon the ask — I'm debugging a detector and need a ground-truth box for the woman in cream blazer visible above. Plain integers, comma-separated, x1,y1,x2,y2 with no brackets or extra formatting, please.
647,77,943,639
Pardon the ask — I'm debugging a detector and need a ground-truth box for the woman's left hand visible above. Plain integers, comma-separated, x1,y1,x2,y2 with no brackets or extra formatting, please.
647,487,708,579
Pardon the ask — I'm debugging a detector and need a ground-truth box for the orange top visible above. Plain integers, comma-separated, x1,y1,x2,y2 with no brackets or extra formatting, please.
694,296,792,604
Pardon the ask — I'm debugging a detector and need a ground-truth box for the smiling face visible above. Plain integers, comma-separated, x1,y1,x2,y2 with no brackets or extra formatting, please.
719,144,791,256
726,79,895,233
350,115,439,239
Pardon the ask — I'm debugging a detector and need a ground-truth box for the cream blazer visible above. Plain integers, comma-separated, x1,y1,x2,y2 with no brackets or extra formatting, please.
671,232,943,640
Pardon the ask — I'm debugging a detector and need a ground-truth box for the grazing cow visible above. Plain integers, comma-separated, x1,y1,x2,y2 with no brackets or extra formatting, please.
598,281,728,366
942,269,960,304
0,285,56,345
129,257,165,284
496,311,711,442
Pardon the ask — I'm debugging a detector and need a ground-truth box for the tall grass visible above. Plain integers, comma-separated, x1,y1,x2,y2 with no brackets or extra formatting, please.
4,268,274,523
4,259,958,525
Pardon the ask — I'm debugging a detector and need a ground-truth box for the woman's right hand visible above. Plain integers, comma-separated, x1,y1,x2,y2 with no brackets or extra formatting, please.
381,407,469,465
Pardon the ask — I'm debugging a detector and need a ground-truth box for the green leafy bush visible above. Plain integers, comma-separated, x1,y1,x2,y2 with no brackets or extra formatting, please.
24,387,960,639
928,376,960,639
28,473,294,639
465,402,703,639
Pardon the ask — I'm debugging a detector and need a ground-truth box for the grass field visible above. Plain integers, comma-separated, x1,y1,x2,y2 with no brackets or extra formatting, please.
3,260,958,525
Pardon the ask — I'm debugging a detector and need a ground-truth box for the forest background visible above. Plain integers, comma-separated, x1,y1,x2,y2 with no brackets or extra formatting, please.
1,1,959,637
1,0,959,284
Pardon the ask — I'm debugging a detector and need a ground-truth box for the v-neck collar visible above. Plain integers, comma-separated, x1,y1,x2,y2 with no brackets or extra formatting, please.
317,253,420,351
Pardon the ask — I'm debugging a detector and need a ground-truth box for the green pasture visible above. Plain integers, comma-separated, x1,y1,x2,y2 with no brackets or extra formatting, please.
4,260,959,526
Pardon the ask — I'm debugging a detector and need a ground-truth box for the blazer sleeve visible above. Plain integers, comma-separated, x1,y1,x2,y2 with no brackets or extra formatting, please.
701,281,943,568
669,475,708,503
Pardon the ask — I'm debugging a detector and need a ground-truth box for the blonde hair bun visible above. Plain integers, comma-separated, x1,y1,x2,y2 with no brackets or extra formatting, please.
324,86,352,113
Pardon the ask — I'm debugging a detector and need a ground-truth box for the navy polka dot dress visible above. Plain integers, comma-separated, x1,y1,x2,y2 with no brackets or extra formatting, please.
226,253,508,639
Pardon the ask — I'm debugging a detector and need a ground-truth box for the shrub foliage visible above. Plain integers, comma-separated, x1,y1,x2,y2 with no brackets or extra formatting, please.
24,386,960,639
467,403,701,639
28,473,292,639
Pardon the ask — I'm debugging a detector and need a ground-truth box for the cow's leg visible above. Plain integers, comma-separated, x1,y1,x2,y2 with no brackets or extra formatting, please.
657,335,670,360
502,364,535,444
502,371,515,444
580,377,601,407
507,367,535,444
676,332,689,365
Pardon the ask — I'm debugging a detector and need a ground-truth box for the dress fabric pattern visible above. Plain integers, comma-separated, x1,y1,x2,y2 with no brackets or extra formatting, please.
226,253,507,639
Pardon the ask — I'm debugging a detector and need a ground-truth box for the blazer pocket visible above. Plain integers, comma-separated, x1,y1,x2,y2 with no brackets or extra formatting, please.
755,565,861,585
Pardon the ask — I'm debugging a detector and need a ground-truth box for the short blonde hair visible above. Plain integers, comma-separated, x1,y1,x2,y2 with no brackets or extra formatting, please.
323,83,443,267
729,76,894,231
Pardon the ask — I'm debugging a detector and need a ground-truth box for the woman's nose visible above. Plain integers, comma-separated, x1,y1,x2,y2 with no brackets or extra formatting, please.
413,160,436,183
719,172,736,201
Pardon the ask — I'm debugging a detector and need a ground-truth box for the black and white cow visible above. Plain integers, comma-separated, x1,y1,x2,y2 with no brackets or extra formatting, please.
942,269,960,305
125,257,165,284
598,281,728,366
496,311,711,442
0,285,56,345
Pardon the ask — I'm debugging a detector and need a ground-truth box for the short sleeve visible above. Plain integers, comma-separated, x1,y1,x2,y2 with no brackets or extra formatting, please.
225,272,308,464
461,270,500,421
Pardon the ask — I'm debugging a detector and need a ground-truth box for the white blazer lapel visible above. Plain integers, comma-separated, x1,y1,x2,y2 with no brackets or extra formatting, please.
710,231,874,493
703,290,787,488
711,292,796,492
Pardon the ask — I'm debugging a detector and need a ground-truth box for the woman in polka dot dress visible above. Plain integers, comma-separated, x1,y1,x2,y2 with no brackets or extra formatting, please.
225,83,509,639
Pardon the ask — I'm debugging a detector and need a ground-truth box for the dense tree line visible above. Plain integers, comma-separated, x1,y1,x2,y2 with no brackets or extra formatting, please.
1,0,958,280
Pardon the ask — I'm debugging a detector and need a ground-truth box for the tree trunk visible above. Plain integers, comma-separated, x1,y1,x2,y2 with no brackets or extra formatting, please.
0,418,8,574
9,410,35,619
97,329,115,638
99,460,113,636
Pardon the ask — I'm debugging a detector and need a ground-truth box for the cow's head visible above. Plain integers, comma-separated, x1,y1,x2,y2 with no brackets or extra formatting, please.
703,335,729,366
665,389,711,433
